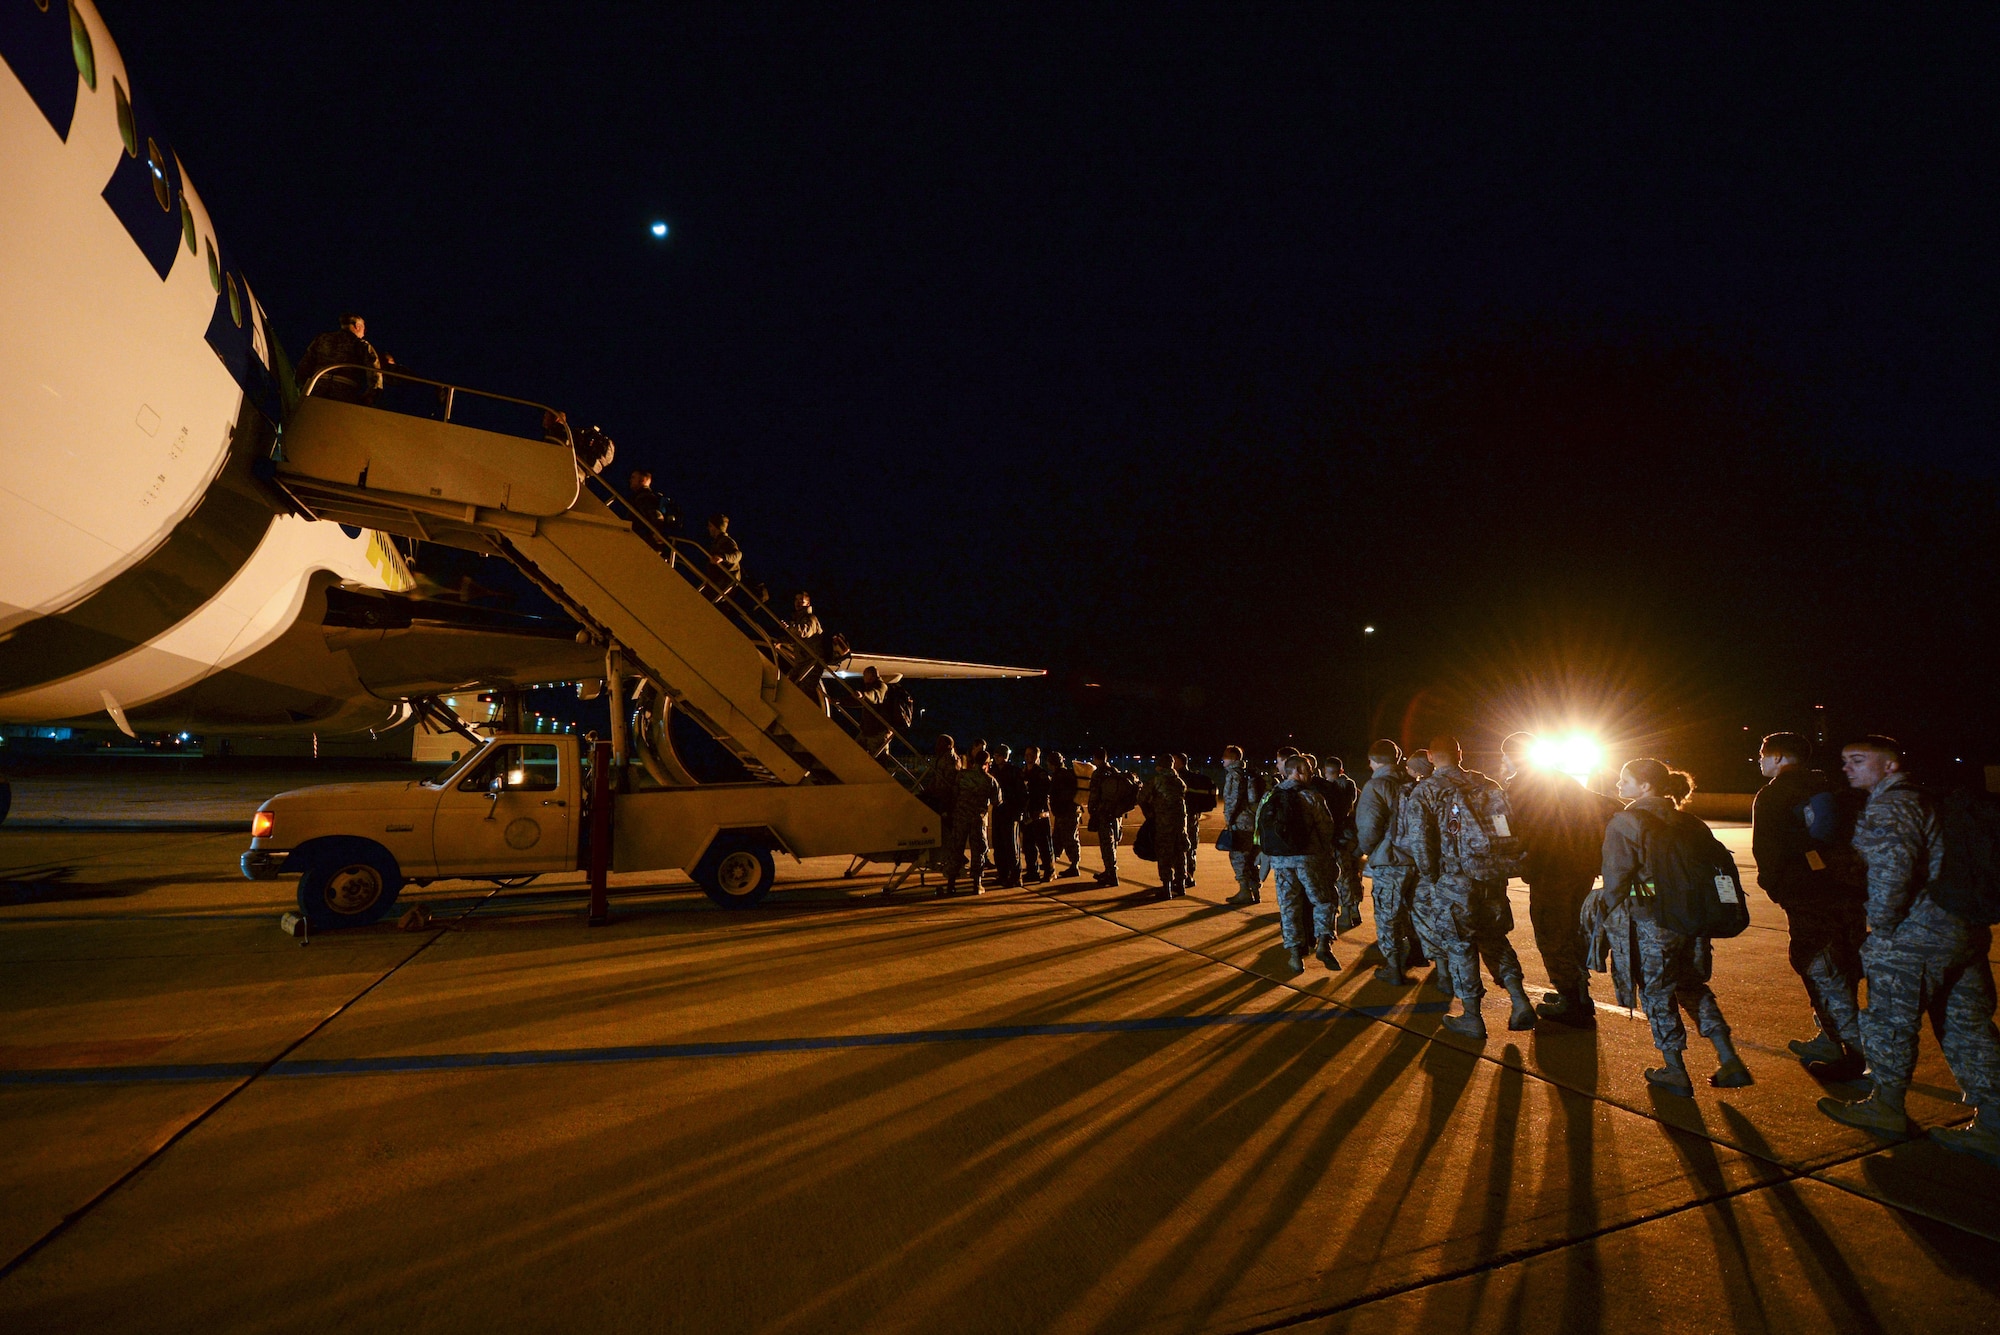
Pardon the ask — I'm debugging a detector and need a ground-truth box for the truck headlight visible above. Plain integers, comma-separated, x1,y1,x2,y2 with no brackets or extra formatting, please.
251,811,274,839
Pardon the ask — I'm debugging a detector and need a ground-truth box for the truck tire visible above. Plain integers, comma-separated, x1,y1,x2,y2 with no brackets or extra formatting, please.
295,840,404,928
693,835,775,910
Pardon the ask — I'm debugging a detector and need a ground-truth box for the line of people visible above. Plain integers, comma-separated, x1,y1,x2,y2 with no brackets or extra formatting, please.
910,727,1999,1169
917,737,1090,894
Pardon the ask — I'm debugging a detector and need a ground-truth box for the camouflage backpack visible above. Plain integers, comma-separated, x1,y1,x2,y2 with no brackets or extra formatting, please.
1439,772,1527,878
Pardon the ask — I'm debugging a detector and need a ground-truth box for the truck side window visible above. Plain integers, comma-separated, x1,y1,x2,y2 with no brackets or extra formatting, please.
457,744,559,793
506,745,560,792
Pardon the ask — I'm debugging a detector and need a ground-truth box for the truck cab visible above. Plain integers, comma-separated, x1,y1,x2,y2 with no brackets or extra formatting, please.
243,734,583,927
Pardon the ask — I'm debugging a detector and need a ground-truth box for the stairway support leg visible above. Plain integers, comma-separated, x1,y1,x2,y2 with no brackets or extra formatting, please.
587,739,612,926
607,652,630,793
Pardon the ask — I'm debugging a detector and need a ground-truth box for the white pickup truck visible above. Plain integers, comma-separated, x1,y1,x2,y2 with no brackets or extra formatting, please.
241,733,939,927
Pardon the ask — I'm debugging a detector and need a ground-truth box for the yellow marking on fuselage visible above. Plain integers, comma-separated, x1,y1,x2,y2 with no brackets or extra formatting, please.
365,529,415,592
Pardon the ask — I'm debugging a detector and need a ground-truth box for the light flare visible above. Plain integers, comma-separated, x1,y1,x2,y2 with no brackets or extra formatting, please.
1530,733,1601,782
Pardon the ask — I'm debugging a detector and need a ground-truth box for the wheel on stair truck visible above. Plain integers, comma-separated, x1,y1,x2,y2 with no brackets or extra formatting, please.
693,833,776,910
295,838,405,928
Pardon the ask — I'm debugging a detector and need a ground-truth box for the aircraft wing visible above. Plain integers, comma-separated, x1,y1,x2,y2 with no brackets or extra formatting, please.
839,653,1044,681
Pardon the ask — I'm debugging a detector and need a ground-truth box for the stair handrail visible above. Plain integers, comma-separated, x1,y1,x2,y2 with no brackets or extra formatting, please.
298,364,569,439
579,472,929,790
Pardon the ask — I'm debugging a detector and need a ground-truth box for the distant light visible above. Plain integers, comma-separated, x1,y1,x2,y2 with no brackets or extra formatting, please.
1362,625,1375,634
650,221,669,238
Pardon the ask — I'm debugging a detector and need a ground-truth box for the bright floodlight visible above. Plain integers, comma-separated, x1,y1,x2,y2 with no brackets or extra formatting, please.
1531,733,1601,781
650,221,669,238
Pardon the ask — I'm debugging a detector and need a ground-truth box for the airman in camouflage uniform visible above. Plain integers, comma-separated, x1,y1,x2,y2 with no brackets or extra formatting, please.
295,313,387,404
1357,741,1425,984
945,749,1002,896
1145,756,1190,899
1298,754,1345,940
1322,758,1366,933
1262,757,1342,973
1598,762,1750,1094
1047,752,1083,877
1821,739,2000,1164
1751,732,1867,1076
911,737,960,895
1220,746,1266,905
1404,736,1536,1040
1394,751,1445,974
1087,747,1127,886
1178,753,1210,888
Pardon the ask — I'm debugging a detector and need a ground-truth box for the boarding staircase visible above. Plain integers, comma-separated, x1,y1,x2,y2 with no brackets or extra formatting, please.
268,368,936,805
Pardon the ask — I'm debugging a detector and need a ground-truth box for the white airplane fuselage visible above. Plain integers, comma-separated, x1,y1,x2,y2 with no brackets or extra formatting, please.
1,1,413,736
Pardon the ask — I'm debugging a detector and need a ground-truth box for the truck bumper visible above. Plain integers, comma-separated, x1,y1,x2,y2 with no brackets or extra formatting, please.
240,849,290,881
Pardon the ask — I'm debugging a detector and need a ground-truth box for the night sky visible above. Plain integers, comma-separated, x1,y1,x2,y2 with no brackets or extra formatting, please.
101,4,1999,782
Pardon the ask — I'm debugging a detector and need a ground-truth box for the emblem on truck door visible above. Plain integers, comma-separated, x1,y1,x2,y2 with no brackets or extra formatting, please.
504,817,542,850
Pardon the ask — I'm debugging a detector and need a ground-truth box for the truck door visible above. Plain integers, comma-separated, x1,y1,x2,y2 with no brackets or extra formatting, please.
433,742,573,876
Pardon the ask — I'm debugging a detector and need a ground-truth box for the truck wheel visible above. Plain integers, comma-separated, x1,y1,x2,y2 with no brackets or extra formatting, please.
296,841,404,928
693,835,775,910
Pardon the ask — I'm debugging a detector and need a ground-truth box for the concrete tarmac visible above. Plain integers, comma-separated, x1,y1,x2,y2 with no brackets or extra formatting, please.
2,816,1997,1332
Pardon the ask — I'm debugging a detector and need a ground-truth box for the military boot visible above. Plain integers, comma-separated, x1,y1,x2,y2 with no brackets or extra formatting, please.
1710,1057,1754,1088
1818,1089,1914,1140
1224,889,1258,908
1281,948,1305,976
1788,1032,1846,1066
1313,938,1340,971
1645,1064,1695,1097
1805,1046,1868,1083
1440,1011,1487,1041
1373,966,1409,986
1535,991,1596,1028
1504,980,1538,1031
1931,1114,2000,1170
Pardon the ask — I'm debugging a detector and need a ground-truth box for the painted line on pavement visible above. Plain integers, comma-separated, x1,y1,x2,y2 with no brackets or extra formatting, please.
0,1000,1452,1086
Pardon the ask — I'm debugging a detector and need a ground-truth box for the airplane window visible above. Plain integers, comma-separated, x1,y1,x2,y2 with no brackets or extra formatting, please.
179,196,195,254
113,78,134,157
68,2,94,90
205,239,220,292
225,272,242,327
146,139,171,211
